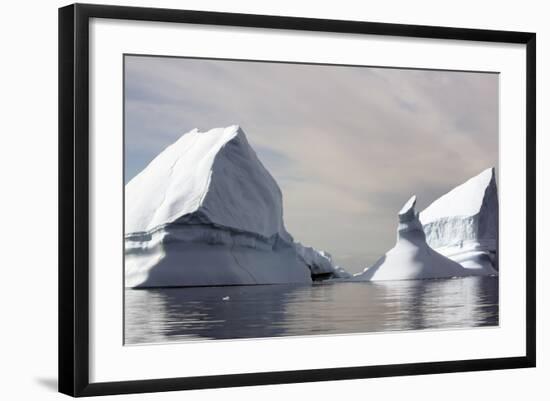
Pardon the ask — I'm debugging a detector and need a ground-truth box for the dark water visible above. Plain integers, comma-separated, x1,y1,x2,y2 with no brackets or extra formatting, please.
124,276,498,344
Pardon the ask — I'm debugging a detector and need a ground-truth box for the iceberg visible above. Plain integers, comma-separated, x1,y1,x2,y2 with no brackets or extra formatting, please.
125,125,347,287
419,168,498,275
353,196,467,281
294,243,352,280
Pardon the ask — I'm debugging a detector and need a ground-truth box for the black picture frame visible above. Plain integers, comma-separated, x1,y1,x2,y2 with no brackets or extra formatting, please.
58,3,536,397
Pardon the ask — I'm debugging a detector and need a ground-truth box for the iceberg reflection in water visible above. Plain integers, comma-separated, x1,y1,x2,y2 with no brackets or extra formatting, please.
124,276,498,344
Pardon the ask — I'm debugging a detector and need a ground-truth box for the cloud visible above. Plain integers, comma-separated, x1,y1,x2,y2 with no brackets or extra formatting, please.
125,56,498,272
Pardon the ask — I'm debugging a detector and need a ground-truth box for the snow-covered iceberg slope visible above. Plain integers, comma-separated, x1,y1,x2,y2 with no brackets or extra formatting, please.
419,168,498,274
354,196,467,281
125,125,345,287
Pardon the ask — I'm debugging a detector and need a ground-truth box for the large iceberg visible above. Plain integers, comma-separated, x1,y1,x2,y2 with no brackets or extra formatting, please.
125,125,346,287
353,196,467,281
419,168,498,275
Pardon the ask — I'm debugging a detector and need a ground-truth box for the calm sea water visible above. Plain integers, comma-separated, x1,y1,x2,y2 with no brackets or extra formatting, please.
124,276,498,344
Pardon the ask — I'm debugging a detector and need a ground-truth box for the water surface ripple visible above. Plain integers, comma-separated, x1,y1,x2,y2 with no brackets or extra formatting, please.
125,276,498,344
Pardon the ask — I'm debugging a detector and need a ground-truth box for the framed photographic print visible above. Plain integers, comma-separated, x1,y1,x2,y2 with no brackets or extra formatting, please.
58,3,536,397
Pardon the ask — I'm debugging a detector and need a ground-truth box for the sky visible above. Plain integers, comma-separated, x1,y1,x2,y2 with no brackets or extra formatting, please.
124,55,499,273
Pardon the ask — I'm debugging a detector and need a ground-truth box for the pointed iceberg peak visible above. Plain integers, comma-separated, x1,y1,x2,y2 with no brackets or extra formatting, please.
396,195,425,242
228,123,241,132
170,125,240,146
125,124,274,236
398,195,417,222
196,124,241,134
196,124,242,137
